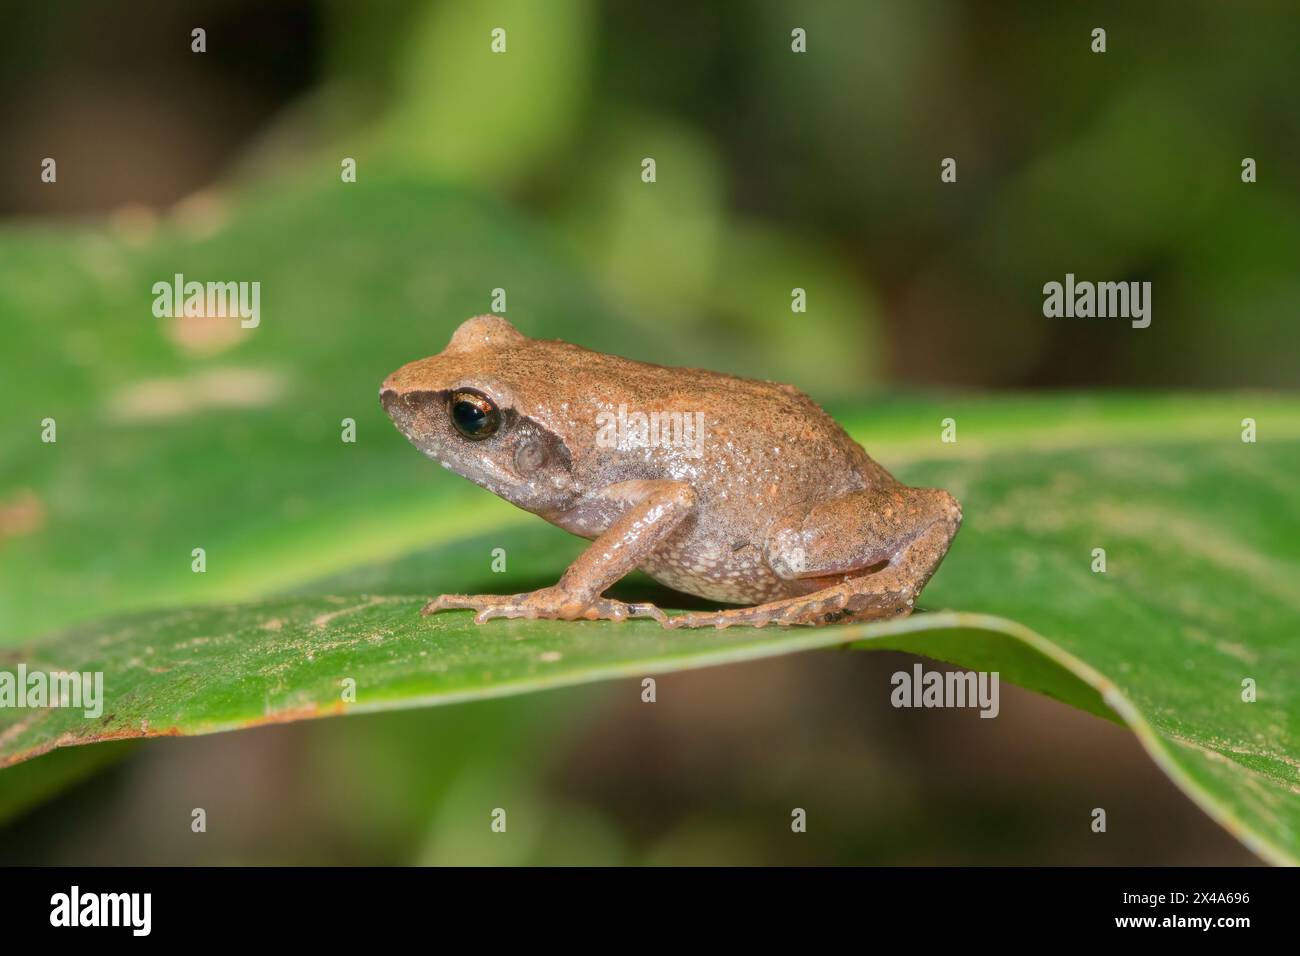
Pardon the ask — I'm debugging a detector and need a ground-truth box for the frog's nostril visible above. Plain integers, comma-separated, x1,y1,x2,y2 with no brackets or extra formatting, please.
379,386,407,418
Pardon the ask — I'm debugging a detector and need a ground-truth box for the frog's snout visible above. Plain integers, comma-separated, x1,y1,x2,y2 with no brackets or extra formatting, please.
380,385,431,428
378,375,426,431
378,382,403,420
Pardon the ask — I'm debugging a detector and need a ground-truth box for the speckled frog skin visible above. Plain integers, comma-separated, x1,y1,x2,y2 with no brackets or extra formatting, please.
380,315,961,628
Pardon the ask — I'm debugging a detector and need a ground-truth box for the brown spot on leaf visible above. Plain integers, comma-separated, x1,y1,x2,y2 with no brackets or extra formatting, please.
242,700,348,728
0,489,45,541
105,367,287,422
166,314,250,356
0,722,184,769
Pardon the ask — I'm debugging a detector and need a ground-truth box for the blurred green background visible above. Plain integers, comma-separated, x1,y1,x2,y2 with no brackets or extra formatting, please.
2,0,1295,864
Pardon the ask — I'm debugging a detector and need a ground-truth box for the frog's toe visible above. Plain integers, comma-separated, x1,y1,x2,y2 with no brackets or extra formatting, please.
424,596,540,623
421,595,455,616
473,603,531,623
422,593,517,616
626,601,669,624
423,591,667,625
588,599,667,624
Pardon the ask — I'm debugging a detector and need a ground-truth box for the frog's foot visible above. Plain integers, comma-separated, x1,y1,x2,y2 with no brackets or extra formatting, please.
664,573,916,629
422,589,668,625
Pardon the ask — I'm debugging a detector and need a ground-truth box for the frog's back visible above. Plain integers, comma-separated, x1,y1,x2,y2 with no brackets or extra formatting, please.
527,338,881,488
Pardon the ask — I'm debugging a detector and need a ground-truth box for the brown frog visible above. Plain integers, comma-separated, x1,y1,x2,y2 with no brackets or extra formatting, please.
380,316,960,628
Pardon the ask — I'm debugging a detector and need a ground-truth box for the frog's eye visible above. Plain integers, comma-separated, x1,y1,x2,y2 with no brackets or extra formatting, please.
449,390,500,440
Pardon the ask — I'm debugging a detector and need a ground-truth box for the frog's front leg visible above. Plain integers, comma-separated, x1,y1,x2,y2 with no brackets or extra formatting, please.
666,485,961,629
423,480,695,625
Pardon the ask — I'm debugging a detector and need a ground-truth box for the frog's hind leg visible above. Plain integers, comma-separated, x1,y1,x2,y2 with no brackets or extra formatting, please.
665,486,961,629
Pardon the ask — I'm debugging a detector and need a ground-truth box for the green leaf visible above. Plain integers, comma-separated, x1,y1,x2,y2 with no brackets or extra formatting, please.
0,175,612,640
3,394,1298,865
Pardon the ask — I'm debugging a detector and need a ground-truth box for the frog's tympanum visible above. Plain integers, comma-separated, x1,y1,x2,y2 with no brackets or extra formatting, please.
381,316,961,628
